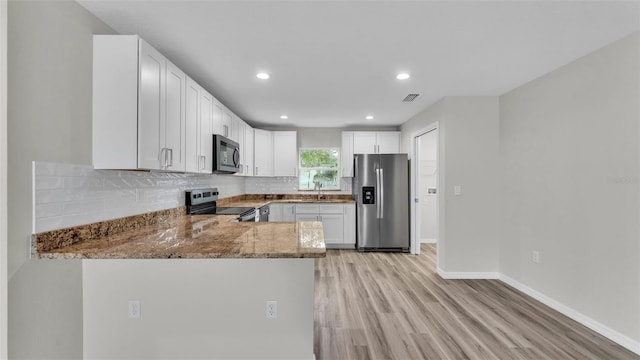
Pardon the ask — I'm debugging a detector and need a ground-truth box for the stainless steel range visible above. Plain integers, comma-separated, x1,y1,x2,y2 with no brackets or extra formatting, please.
185,188,256,221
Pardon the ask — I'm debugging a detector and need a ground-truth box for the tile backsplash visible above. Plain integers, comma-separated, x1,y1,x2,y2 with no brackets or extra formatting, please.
245,176,352,195
33,162,246,233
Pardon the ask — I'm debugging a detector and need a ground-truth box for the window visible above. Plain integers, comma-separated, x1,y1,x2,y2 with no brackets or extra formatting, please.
299,148,340,190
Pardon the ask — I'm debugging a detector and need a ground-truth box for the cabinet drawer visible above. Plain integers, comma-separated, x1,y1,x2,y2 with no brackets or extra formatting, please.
295,204,319,214
318,204,343,214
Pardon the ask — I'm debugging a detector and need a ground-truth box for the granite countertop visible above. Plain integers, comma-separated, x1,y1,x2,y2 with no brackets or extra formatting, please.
34,208,326,260
33,194,354,260
219,194,355,209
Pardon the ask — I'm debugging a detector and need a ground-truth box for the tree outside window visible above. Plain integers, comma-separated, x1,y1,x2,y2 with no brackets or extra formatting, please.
299,148,340,190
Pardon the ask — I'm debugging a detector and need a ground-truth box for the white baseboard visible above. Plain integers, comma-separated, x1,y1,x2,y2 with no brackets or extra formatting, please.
420,238,436,244
437,267,500,279
499,274,640,356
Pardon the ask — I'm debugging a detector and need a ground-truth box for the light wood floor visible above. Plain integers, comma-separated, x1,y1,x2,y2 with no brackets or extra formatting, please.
314,244,638,360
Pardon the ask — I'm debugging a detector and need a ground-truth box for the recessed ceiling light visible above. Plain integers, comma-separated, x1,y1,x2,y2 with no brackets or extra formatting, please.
396,73,410,80
280,115,288,119
365,115,374,120
256,72,270,80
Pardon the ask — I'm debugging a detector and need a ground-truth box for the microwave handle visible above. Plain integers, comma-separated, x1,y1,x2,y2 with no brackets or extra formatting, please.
233,148,240,166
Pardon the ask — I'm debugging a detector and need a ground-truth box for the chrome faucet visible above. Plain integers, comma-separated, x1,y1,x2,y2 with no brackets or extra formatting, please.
314,182,324,200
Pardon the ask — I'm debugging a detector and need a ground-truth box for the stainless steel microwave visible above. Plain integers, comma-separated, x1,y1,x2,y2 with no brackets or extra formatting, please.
213,134,240,174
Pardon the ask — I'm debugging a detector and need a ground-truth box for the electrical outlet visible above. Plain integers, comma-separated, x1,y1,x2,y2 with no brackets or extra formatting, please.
128,300,141,319
454,185,462,196
266,300,277,319
532,251,540,264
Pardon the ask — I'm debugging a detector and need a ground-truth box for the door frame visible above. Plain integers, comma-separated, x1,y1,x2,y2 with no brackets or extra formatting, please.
410,122,439,257
1,0,8,357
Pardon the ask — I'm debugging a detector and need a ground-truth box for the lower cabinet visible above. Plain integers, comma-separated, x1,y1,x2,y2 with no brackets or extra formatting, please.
271,203,355,249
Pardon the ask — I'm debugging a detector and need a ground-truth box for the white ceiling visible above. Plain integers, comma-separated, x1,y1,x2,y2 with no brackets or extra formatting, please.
77,1,640,129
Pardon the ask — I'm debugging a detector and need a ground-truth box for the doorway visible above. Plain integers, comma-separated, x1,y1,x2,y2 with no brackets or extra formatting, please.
410,123,439,257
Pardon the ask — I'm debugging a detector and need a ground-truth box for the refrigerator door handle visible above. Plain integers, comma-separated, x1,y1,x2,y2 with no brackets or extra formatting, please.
379,168,384,218
375,167,381,218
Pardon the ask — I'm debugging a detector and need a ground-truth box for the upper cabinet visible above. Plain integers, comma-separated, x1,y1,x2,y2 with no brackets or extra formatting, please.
253,130,297,177
273,131,298,177
253,129,273,177
185,78,213,174
341,132,354,177
341,131,402,177
352,131,401,155
94,35,186,171
244,125,254,176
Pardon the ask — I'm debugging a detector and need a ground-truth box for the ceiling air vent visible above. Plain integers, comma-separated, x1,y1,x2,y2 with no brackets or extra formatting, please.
402,93,420,102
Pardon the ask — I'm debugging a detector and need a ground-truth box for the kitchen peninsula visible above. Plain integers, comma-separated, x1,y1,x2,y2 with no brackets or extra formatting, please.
33,202,325,360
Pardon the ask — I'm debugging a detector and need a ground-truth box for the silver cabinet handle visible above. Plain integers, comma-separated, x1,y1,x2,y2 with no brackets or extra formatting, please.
159,148,167,168
223,124,228,137
255,166,258,176
167,148,173,167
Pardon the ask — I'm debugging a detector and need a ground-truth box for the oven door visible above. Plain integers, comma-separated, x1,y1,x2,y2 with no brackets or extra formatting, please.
213,135,240,174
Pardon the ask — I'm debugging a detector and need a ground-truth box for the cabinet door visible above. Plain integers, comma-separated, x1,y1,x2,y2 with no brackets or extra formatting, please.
235,120,246,176
273,131,297,177
295,214,319,222
199,90,213,174
212,102,224,136
343,204,356,246
341,132,354,177
268,204,283,222
244,126,254,176
376,132,401,154
295,204,319,214
138,39,165,170
319,204,343,214
222,111,232,138
320,214,344,244
282,204,296,221
353,132,377,155
164,60,186,172
253,129,273,176
185,78,200,173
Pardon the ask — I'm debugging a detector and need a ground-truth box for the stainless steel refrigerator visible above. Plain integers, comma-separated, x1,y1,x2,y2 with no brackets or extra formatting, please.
352,153,409,252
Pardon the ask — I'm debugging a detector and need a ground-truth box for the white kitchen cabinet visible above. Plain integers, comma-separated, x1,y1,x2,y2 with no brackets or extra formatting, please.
295,214,320,223
93,35,187,171
222,110,233,139
269,203,297,221
376,132,401,153
341,132,354,177
268,204,283,222
273,131,298,177
282,204,296,221
244,125,254,176
319,214,344,244
185,78,213,174
212,102,224,137
352,131,401,155
343,204,356,246
235,120,246,176
253,129,273,176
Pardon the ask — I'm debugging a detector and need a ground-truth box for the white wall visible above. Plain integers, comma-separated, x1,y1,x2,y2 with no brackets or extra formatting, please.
83,259,315,360
499,32,639,344
7,1,115,358
401,97,501,274
0,0,7,356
